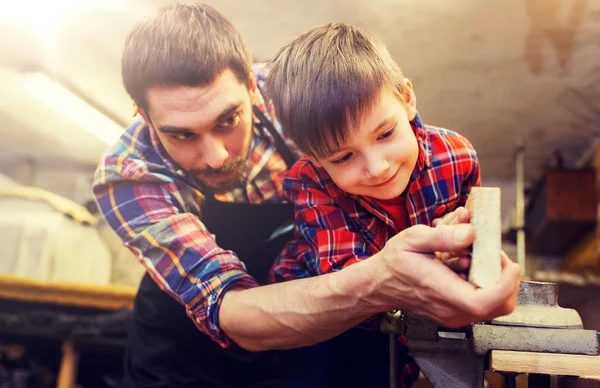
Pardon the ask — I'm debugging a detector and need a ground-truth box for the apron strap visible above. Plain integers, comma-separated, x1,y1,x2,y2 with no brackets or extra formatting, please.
202,106,298,201
252,106,298,169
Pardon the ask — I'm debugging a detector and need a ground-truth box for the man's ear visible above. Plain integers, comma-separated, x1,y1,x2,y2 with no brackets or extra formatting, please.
138,108,152,129
248,71,258,103
404,78,417,120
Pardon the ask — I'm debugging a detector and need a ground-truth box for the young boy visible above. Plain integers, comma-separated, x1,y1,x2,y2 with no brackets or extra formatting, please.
265,23,481,387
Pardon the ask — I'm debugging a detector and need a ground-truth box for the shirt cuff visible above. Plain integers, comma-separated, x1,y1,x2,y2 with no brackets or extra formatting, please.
189,269,259,348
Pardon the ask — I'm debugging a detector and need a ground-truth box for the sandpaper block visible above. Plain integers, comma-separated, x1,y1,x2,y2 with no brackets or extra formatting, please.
466,187,502,288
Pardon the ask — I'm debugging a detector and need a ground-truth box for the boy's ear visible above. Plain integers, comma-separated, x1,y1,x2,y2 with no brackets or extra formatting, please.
307,155,323,167
404,78,417,120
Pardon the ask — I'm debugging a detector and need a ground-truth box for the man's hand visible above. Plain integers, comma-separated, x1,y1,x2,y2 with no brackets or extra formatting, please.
432,207,472,278
368,222,521,328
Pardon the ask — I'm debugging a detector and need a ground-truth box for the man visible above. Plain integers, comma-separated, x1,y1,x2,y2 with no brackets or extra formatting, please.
92,3,521,387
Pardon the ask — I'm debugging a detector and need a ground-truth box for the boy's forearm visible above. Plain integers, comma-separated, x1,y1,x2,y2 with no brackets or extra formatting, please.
219,257,391,352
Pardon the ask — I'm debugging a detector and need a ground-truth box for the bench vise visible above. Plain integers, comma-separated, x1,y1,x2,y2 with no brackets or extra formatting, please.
382,281,600,388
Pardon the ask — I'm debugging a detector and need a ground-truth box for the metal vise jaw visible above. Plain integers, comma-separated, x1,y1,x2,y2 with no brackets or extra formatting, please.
384,281,600,388
472,281,599,356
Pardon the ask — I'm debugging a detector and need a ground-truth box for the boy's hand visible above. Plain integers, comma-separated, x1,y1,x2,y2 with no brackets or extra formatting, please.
370,223,521,328
432,207,472,279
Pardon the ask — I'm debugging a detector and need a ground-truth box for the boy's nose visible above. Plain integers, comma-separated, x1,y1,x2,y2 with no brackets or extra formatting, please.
364,155,389,179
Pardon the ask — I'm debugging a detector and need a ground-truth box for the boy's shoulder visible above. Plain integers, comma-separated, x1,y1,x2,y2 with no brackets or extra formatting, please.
286,157,326,182
421,124,478,163
423,124,476,152
284,157,342,196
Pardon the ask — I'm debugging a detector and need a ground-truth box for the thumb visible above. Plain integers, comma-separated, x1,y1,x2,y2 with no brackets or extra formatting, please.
392,224,475,254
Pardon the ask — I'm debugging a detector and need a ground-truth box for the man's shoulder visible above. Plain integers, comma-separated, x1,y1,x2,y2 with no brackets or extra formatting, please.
93,119,174,186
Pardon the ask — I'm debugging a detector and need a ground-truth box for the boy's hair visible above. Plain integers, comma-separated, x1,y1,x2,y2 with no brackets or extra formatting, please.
266,23,406,158
122,3,252,111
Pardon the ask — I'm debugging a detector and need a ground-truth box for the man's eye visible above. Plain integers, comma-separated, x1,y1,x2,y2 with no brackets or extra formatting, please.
170,132,194,141
219,113,240,128
378,127,395,140
331,153,352,165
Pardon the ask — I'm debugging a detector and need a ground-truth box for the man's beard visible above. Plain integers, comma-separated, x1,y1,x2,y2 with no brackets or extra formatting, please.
190,158,248,193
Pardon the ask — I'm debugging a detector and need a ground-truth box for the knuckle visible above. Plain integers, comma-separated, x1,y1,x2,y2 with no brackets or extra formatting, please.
468,303,489,318
403,224,427,242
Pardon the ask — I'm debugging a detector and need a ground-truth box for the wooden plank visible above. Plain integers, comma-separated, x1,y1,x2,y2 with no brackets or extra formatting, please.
491,350,600,377
0,274,137,310
466,187,502,288
557,376,600,388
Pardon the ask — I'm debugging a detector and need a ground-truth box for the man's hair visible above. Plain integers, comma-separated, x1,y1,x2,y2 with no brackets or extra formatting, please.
266,23,406,158
122,3,252,111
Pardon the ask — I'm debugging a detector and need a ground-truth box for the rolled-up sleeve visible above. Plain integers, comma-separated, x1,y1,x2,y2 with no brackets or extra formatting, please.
93,157,258,348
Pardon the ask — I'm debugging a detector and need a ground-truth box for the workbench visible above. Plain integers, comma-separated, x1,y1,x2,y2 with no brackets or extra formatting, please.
491,350,600,387
0,274,137,388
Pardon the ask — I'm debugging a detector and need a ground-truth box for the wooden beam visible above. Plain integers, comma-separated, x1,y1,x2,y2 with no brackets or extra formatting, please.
491,350,600,377
57,341,79,388
466,187,502,288
0,274,137,310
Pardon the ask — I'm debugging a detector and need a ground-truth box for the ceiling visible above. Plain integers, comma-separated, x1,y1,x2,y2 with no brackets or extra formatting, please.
0,0,599,188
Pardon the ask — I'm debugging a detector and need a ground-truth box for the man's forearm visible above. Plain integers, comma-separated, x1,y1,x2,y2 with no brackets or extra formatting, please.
220,224,521,352
219,257,390,352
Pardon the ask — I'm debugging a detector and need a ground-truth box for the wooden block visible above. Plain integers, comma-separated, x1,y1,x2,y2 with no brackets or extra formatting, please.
466,187,502,288
491,350,600,376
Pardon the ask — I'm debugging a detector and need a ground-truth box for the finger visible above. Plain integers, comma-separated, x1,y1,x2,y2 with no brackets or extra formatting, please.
395,224,475,254
436,247,472,266
414,257,481,310
432,207,471,227
432,213,451,227
451,207,470,224
444,256,471,272
466,256,521,319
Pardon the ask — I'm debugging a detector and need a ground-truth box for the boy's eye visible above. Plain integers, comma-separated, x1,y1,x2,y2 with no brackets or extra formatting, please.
378,127,395,140
170,132,195,141
331,153,353,165
218,113,240,130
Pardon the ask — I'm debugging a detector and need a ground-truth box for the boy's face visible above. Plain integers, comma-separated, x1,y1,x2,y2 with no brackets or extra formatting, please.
311,82,419,200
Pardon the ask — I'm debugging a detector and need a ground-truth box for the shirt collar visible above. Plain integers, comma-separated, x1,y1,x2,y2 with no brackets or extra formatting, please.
412,112,432,175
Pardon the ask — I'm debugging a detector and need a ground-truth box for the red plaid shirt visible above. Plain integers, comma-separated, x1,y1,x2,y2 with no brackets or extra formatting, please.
270,113,481,280
270,114,480,388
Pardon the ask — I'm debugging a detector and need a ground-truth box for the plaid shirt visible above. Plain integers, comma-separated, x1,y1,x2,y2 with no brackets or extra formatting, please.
92,64,301,348
271,113,481,280
270,114,480,388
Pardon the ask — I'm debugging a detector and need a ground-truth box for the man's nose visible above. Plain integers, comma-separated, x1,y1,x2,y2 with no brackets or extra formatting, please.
200,136,229,169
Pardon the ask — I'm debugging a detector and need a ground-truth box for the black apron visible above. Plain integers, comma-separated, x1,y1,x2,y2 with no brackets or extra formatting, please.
123,107,298,388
